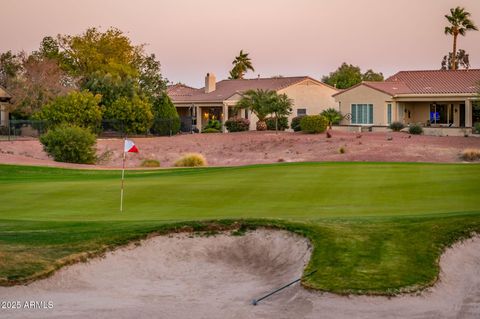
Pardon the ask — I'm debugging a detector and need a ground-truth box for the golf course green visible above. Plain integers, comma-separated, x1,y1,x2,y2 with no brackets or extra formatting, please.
0,162,479,294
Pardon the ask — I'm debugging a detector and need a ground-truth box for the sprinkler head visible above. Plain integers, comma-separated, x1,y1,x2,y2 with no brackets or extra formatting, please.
251,299,258,306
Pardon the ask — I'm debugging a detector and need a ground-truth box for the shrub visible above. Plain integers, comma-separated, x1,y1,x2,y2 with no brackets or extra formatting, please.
174,153,207,167
389,122,405,132
202,128,220,133
265,116,288,131
141,159,160,167
103,96,153,134
300,115,328,134
33,90,102,131
339,146,346,154
40,125,96,164
291,115,305,132
408,124,423,135
225,117,250,132
151,93,180,136
474,122,480,134
461,149,480,161
320,108,342,127
204,119,221,131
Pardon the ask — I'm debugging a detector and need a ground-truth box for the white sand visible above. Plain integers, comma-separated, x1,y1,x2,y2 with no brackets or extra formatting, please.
0,230,479,319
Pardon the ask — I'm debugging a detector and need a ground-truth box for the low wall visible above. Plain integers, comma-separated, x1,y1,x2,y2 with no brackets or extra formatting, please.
332,125,476,137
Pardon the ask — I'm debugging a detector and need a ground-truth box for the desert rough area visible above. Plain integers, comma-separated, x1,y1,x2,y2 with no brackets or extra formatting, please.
0,130,479,169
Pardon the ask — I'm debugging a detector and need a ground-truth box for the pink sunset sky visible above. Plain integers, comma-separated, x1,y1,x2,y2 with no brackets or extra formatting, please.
1,0,480,87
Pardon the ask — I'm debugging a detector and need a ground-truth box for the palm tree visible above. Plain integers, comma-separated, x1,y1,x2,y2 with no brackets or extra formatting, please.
229,50,255,79
236,89,275,131
268,93,292,133
320,108,343,129
444,7,478,70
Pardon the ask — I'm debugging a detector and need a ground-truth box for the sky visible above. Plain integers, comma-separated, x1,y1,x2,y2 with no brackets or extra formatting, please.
1,0,480,87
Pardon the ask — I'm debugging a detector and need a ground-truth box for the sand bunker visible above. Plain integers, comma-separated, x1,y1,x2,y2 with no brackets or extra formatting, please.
0,230,479,319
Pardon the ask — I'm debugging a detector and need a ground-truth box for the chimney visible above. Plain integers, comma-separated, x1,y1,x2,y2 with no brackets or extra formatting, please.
205,73,216,93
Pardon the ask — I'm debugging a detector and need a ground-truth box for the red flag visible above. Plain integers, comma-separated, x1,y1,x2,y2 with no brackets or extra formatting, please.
124,139,139,153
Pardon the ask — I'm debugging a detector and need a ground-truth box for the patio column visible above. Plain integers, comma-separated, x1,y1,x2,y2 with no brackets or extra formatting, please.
195,105,202,132
465,100,472,127
222,102,228,133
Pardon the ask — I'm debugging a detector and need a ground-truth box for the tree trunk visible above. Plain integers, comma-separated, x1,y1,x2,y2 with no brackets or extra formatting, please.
275,116,278,134
452,33,458,70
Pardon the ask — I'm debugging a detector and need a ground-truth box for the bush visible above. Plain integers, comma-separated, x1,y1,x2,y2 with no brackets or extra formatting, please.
225,117,250,132
291,115,305,132
204,119,221,131
174,153,207,167
474,122,480,134
33,91,102,131
320,108,342,127
408,124,423,135
389,122,405,132
141,159,160,167
460,149,480,161
103,96,153,134
300,115,328,134
202,128,220,133
265,116,288,131
40,125,96,164
151,93,180,136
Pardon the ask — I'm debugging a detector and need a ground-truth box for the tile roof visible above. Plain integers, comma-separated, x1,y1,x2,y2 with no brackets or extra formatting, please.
334,69,480,97
167,83,201,97
168,76,334,103
0,86,12,101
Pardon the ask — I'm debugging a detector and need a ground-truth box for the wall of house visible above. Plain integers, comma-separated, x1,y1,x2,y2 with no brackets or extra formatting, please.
335,85,392,126
279,80,338,125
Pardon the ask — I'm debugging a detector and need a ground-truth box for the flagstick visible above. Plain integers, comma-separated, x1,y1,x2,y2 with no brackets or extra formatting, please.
120,140,126,212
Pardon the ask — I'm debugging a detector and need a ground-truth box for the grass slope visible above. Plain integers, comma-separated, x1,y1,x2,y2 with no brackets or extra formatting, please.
0,162,479,294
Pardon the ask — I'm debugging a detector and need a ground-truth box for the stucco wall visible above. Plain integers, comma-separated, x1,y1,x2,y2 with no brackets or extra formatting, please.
335,85,392,126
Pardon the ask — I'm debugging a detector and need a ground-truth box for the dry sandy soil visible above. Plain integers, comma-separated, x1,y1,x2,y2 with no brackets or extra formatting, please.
1,130,480,168
0,229,478,319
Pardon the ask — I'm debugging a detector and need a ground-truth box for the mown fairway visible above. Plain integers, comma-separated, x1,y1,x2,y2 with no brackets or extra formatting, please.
0,162,479,294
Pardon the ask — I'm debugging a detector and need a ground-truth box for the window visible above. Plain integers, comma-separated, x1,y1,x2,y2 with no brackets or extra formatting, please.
387,104,392,124
297,108,307,116
351,104,373,124
244,109,249,119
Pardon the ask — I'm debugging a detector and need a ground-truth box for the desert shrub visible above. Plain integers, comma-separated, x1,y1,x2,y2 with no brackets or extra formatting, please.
103,96,153,134
151,92,180,136
174,153,207,167
460,149,480,161
339,146,346,154
225,117,250,132
408,124,423,135
474,122,480,134
265,116,288,131
204,119,221,131
33,90,102,131
291,115,305,132
389,121,405,132
141,159,160,167
202,128,220,133
40,125,96,164
320,108,342,127
300,115,328,134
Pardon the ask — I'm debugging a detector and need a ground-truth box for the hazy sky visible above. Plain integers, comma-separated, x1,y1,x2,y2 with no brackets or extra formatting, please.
1,0,480,87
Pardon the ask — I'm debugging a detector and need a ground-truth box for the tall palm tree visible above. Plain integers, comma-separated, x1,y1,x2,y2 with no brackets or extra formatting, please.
229,50,255,79
444,7,478,70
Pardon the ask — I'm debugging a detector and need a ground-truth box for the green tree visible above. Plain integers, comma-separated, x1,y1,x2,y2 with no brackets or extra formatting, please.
33,90,102,130
362,69,384,82
82,71,137,107
320,108,343,129
151,92,180,136
267,93,293,133
104,95,153,134
0,51,22,87
444,6,478,70
138,53,166,100
441,49,470,70
322,63,362,89
229,50,255,79
236,89,276,131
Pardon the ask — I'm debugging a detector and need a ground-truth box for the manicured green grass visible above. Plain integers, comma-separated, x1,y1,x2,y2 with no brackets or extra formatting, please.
0,162,479,294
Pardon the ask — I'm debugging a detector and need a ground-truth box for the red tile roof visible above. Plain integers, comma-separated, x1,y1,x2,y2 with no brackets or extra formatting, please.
334,69,480,97
168,76,336,103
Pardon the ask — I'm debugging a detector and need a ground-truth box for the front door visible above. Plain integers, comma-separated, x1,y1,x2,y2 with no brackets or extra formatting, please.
460,104,465,127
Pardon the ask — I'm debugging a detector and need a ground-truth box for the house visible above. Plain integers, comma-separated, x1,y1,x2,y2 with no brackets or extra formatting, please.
167,73,338,132
333,69,480,135
0,86,11,126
